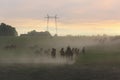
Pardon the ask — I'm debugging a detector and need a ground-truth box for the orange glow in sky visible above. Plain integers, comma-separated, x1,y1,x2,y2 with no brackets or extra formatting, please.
0,0,120,36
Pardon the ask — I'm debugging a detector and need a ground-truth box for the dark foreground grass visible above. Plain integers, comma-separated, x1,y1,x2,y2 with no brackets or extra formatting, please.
0,63,120,80
1,53,120,80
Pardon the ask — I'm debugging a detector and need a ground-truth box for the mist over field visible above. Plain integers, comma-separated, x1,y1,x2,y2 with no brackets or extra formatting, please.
0,35,120,80
1,20,120,80
0,35,119,64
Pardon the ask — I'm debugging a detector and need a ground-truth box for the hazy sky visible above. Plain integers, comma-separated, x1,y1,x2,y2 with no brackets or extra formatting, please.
0,0,120,35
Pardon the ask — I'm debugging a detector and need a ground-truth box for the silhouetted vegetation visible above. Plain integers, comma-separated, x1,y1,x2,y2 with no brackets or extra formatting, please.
20,30,52,37
0,23,18,36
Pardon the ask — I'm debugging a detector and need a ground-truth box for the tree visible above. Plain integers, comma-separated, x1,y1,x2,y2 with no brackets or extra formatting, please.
0,23,18,36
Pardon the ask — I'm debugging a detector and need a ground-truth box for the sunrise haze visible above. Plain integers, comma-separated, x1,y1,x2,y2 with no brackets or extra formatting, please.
0,0,120,36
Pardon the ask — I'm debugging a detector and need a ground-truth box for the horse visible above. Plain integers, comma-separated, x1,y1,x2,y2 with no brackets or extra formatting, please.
65,46,73,59
51,48,56,58
60,48,65,57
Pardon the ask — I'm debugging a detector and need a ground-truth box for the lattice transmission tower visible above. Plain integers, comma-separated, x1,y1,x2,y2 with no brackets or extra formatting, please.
45,14,59,35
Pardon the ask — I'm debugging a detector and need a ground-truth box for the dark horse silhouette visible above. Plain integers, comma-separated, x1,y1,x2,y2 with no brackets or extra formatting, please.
60,48,65,57
51,48,56,58
65,46,73,59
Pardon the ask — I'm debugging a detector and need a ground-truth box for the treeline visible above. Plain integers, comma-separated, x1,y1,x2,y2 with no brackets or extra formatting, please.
0,23,18,36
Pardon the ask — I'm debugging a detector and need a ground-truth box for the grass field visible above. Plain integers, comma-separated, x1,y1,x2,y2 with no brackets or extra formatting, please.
1,53,120,80
0,36,120,80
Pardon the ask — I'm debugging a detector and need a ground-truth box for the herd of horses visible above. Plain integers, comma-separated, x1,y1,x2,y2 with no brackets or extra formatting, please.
29,45,86,59
51,46,85,59
4,44,86,59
